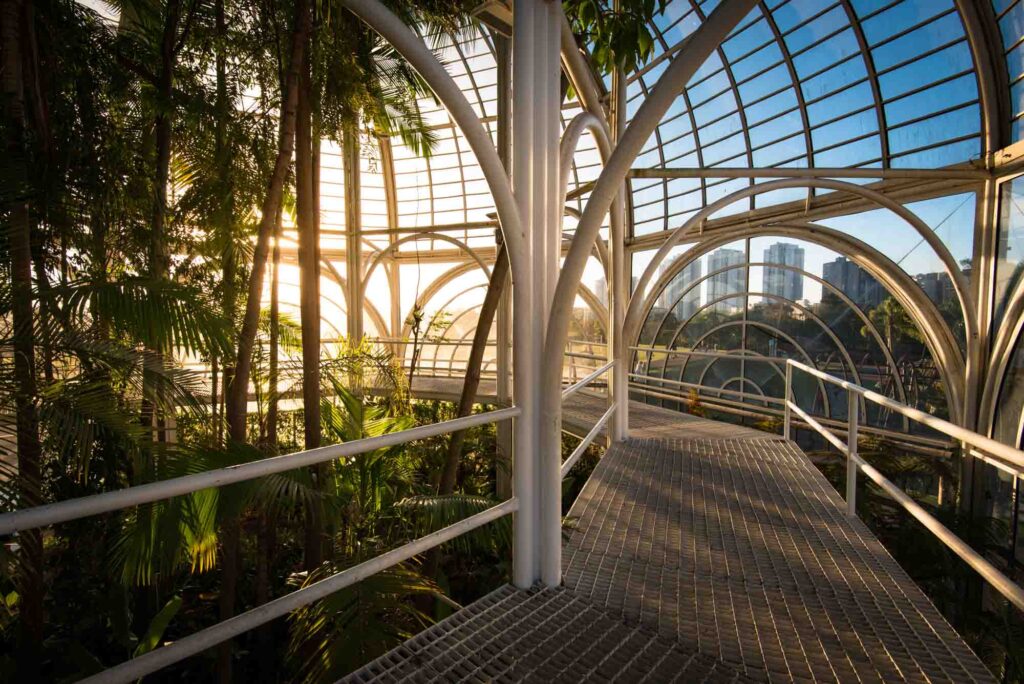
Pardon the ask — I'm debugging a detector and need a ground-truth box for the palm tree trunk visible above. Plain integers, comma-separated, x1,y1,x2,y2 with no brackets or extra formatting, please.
296,18,323,569
212,0,228,445
219,1,310,679
438,245,509,494
225,0,308,443
2,0,44,675
267,206,282,449
142,0,182,448
255,207,282,670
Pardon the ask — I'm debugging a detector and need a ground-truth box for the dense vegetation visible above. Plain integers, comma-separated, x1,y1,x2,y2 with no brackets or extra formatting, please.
0,0,659,680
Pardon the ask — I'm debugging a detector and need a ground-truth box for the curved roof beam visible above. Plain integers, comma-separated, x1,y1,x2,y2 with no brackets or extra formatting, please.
318,258,389,338
658,290,859,416
634,221,963,422
337,0,523,283
953,0,1011,156
684,319,832,416
362,232,491,293
562,207,609,276
400,262,482,341
644,253,909,411
667,289,864,391
623,178,977,359
981,275,1024,433
543,0,761,428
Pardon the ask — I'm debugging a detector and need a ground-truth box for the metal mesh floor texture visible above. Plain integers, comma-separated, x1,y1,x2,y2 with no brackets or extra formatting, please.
563,437,993,683
342,419,992,683
342,583,756,684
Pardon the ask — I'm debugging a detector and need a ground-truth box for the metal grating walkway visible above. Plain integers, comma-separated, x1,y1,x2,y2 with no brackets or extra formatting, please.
343,409,994,683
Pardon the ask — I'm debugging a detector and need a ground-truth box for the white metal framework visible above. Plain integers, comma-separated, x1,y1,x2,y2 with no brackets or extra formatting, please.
4,0,1024,679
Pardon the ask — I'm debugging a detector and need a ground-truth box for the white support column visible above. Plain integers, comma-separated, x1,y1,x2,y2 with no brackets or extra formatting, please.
512,0,561,588
610,55,629,442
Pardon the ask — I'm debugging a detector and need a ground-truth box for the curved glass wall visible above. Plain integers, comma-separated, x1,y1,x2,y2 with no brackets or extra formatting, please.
632,234,950,434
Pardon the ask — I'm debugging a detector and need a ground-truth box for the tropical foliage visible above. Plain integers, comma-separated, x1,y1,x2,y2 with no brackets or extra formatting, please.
0,0,537,680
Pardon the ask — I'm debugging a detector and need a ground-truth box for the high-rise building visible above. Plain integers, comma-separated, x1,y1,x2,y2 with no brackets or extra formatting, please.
915,271,954,304
823,256,884,309
665,260,703,320
707,248,745,314
592,277,607,306
763,242,804,301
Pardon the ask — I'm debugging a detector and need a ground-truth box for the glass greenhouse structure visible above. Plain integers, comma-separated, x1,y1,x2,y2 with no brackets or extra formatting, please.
4,0,1024,681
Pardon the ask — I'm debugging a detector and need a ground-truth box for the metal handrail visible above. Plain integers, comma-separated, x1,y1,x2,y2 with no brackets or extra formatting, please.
0,406,522,536
82,498,518,684
784,359,1024,613
787,359,1024,470
629,372,786,406
0,407,521,683
561,405,615,477
561,361,614,400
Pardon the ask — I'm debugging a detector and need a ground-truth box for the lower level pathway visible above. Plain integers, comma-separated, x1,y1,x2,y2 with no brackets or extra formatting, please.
343,405,993,683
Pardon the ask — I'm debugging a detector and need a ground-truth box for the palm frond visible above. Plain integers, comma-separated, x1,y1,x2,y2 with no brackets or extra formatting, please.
287,560,439,683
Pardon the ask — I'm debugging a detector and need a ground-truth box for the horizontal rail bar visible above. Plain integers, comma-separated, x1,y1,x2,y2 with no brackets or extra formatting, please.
630,372,786,405
0,407,521,536
788,400,849,454
788,360,1024,470
565,351,606,361
630,345,785,364
561,405,615,477
629,383,953,453
81,498,518,684
790,398,1024,613
853,458,1024,612
969,448,1024,480
562,361,615,400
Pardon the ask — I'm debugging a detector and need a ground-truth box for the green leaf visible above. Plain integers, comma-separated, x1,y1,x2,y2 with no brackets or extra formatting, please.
133,595,183,658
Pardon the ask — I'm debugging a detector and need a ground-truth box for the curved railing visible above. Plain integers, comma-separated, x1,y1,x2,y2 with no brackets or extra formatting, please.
783,359,1024,613
0,408,520,684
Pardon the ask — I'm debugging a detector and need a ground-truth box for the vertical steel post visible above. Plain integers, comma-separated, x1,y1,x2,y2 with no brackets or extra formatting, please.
610,29,629,443
510,0,563,588
846,390,859,517
783,362,792,441
494,33,513,501
511,0,561,588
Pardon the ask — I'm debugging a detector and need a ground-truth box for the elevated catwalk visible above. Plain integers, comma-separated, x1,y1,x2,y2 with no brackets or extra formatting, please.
344,402,992,683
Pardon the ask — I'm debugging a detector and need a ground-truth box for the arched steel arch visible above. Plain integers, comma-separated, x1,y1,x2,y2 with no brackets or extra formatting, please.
403,265,609,344
629,219,965,423
361,232,493,293
317,258,390,338
681,320,832,417
642,247,910,410
624,179,976,356
424,284,488,336
272,298,347,343
400,262,484,341
982,274,1024,435
663,291,869,421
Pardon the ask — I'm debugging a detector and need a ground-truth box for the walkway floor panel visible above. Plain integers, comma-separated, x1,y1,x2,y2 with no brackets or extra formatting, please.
564,437,992,683
340,400,992,683
342,584,756,683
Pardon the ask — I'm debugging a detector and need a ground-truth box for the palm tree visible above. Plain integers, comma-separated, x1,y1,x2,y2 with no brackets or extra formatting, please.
861,296,922,350
0,0,44,670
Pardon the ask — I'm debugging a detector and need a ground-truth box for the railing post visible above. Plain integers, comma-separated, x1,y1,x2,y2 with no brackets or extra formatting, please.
846,389,858,517
783,361,792,440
